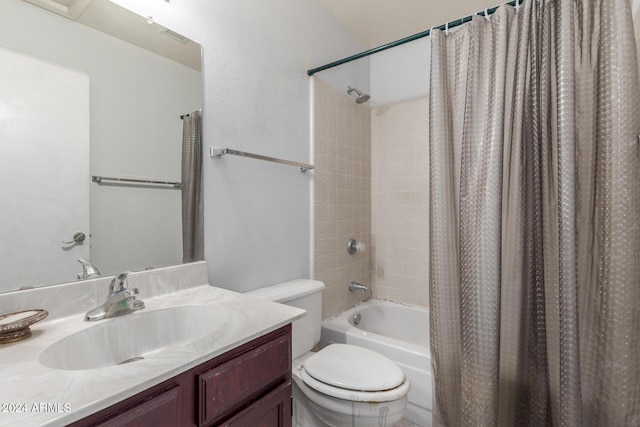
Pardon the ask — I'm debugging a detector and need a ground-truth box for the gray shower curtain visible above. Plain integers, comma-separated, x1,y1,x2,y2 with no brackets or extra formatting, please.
429,0,640,426
181,110,204,263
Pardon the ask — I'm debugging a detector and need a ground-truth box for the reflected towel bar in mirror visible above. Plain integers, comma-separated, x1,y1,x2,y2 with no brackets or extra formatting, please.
210,147,314,172
92,175,181,188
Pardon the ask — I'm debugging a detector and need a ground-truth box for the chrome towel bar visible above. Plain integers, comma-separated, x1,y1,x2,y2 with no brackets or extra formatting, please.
210,147,314,172
92,175,181,188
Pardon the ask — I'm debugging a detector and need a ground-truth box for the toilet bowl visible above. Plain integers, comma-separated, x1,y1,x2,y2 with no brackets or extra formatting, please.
246,279,410,427
292,344,410,427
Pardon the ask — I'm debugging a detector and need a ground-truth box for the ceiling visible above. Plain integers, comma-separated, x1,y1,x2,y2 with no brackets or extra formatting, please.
23,0,200,70
316,0,506,47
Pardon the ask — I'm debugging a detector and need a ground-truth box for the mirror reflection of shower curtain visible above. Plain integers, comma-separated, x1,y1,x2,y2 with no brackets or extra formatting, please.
181,110,204,262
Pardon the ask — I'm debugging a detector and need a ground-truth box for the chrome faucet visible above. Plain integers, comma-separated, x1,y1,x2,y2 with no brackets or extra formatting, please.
77,258,101,280
85,272,145,321
348,281,369,293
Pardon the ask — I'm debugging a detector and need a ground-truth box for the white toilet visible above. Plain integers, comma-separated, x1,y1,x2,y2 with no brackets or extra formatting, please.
247,279,410,427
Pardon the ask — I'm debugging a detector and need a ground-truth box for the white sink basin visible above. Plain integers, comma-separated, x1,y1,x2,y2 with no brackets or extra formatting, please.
39,305,236,370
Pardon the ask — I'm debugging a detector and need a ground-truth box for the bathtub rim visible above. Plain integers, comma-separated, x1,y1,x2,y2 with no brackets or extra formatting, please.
321,298,430,359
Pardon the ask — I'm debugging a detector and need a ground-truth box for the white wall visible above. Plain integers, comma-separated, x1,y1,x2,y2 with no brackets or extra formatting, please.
111,0,368,292
0,0,202,278
370,38,430,107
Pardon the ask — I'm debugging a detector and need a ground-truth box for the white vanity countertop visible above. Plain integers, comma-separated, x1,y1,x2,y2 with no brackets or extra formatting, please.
0,284,305,427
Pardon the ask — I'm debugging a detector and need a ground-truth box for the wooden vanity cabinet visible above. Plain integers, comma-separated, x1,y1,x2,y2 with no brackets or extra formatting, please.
69,325,292,427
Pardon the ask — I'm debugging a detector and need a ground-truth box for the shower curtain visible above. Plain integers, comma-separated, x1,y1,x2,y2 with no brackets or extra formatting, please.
429,0,640,426
181,110,204,263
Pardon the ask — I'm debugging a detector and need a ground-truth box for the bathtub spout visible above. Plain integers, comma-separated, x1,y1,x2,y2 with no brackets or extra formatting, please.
349,281,368,292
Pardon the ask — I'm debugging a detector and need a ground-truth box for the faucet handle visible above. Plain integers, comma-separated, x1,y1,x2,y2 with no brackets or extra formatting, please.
109,272,130,293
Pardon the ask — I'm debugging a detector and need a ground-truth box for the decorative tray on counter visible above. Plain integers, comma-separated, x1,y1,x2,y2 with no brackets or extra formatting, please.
0,309,48,344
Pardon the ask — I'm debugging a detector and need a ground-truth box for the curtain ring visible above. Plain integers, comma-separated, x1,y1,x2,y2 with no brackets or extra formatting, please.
515,0,520,11
445,21,449,36
484,8,490,20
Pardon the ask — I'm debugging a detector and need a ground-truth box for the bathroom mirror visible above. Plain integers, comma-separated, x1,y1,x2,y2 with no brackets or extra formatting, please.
0,0,202,294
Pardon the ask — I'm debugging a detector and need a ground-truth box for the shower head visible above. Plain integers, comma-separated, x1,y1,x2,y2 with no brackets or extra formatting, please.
347,86,370,104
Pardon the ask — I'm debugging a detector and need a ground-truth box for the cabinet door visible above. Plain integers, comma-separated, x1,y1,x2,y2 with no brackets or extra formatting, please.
224,381,292,427
92,385,181,427
199,333,291,425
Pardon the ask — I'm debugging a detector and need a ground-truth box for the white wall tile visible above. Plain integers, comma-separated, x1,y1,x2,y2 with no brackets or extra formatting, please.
313,78,372,319
371,97,429,308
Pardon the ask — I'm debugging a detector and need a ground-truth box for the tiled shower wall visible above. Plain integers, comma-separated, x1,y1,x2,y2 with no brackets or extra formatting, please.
370,97,430,307
313,78,372,320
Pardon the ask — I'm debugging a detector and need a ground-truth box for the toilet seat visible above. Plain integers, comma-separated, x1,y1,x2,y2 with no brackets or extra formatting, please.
300,344,410,402
300,368,411,402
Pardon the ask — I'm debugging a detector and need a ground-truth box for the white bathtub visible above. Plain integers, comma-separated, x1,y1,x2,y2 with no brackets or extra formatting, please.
320,299,432,427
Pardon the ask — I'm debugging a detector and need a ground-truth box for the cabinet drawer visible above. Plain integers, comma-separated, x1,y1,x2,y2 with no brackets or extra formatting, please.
198,333,291,425
92,384,181,427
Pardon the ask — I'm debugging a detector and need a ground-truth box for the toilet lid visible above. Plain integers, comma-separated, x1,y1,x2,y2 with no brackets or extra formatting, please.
300,368,410,403
303,344,405,392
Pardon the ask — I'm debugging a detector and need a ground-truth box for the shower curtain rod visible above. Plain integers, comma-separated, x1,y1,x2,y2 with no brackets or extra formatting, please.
306,0,518,76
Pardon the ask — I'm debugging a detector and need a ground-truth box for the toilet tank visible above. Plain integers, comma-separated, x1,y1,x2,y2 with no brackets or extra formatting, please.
246,279,324,360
